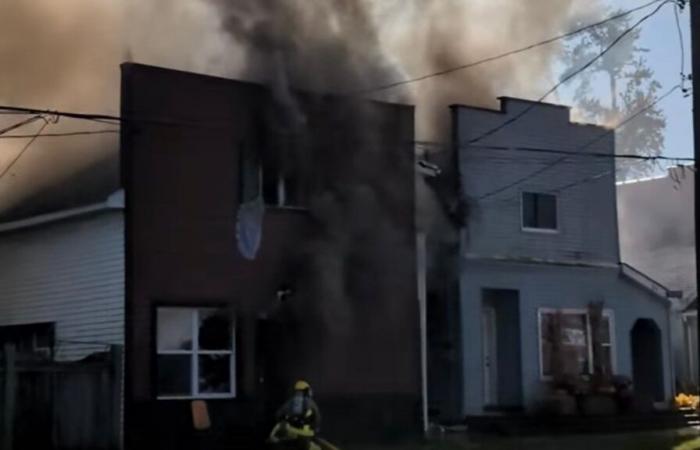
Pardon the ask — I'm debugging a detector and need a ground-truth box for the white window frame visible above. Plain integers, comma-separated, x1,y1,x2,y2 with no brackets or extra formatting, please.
156,307,237,400
537,308,616,380
521,191,559,233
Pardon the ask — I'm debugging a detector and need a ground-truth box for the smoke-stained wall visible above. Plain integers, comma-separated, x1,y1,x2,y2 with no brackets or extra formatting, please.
122,63,418,446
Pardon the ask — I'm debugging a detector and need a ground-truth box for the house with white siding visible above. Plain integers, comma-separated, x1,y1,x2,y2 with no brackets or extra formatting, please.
0,190,124,361
432,97,676,419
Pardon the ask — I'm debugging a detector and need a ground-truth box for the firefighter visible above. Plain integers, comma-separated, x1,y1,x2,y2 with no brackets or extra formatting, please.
270,380,322,449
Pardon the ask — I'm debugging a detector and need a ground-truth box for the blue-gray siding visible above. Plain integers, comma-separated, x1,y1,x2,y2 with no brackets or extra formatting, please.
454,99,619,264
459,259,672,415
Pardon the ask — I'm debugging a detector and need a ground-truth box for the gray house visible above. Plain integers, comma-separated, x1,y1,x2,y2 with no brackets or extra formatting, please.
441,97,675,417
0,190,124,360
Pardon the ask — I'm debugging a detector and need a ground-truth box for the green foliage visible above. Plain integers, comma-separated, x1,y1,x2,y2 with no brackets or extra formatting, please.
561,9,666,179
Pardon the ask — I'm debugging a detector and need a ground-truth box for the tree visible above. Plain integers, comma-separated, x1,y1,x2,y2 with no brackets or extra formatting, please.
561,9,667,179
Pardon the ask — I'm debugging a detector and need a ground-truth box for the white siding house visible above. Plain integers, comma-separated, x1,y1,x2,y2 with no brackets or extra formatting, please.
0,190,124,361
449,97,674,417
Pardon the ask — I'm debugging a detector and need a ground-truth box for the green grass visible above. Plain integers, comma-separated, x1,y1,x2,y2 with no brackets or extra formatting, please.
346,429,700,450
675,437,700,450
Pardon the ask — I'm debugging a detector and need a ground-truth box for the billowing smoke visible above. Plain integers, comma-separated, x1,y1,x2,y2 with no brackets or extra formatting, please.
618,168,696,300
0,0,596,220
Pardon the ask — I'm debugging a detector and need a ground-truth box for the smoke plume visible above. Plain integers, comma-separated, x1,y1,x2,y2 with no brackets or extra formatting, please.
0,0,596,219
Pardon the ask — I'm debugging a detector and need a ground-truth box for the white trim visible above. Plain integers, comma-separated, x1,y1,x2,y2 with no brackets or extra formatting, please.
520,191,559,233
0,190,123,233
462,253,619,269
156,307,237,400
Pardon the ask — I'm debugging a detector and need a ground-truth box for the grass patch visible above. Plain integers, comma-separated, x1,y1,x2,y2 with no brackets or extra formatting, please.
675,437,700,450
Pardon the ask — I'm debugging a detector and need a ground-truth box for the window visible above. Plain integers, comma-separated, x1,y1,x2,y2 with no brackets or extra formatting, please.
262,162,305,208
0,323,54,359
522,192,557,230
238,143,306,208
538,309,615,379
156,307,236,399
594,314,614,376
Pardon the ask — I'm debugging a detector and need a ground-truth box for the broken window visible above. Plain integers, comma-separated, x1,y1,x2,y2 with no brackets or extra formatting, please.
156,307,235,398
239,140,306,208
522,192,557,230
239,142,262,204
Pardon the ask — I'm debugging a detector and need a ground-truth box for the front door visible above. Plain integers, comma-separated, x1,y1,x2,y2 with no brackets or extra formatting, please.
482,305,498,406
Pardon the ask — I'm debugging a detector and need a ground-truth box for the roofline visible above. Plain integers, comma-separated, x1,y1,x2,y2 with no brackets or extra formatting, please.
121,62,415,110
0,190,123,233
449,97,609,130
619,262,672,303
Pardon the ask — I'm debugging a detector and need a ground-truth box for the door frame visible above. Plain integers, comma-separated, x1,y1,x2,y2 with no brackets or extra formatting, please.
482,304,498,406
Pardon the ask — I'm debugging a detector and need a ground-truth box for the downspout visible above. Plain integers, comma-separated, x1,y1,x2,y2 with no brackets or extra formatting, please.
667,295,676,400
416,232,429,434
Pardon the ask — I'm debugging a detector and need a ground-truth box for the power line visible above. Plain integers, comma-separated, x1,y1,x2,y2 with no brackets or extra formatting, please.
675,2,687,83
0,120,49,181
0,115,43,136
461,0,671,148
459,83,684,201
355,0,665,95
0,129,119,139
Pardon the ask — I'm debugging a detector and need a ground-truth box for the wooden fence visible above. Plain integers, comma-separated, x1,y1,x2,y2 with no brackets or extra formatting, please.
1,343,122,450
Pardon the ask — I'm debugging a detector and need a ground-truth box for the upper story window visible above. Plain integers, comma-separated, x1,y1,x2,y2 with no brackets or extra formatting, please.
522,192,557,231
239,142,307,209
156,307,236,399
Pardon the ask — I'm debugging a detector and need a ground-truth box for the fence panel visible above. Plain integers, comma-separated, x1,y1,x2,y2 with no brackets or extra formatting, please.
1,345,121,450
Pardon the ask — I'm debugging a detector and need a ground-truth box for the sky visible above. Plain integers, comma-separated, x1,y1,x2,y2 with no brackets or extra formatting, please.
562,0,694,164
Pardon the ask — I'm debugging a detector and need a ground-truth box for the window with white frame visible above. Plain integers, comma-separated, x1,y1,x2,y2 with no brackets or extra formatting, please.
156,307,236,399
538,309,615,379
522,192,557,231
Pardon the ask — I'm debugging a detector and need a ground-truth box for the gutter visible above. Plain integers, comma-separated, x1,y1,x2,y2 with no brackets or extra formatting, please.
0,190,124,233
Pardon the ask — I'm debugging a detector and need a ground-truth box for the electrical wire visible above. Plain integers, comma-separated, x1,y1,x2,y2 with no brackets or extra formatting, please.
354,0,665,95
0,129,119,139
673,1,688,89
461,83,683,201
0,115,43,136
461,0,671,148
0,119,49,181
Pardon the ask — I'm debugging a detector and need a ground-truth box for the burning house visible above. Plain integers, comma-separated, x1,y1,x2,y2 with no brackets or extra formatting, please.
120,63,419,447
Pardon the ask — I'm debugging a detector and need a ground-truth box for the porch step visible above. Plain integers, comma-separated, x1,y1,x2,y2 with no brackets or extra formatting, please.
464,410,694,436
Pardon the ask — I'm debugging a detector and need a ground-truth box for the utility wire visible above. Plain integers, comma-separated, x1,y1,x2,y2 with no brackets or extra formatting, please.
0,120,49,181
461,0,671,148
462,83,683,201
355,0,665,95
673,1,690,91
0,115,43,136
0,129,119,139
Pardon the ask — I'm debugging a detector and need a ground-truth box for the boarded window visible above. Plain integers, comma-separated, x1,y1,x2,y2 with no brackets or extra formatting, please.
522,192,557,230
156,307,235,398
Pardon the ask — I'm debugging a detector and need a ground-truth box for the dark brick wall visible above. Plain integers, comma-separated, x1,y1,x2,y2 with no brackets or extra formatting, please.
121,63,419,445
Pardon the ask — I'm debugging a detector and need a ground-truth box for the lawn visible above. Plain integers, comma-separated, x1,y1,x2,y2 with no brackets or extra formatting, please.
347,429,700,450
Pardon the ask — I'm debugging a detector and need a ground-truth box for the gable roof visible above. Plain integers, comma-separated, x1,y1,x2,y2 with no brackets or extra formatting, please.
619,263,674,304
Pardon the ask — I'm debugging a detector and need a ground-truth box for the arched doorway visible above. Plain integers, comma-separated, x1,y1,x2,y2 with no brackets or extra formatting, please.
631,319,664,402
